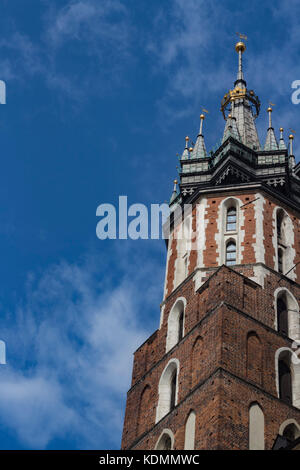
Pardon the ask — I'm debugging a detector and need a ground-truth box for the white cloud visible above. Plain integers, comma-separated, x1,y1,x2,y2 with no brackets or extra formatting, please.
0,0,132,99
0,245,164,448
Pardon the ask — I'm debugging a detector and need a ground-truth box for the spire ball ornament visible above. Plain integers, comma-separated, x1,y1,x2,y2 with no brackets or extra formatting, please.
235,41,246,53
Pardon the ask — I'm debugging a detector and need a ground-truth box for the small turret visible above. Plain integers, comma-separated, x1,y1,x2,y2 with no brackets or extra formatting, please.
264,106,278,151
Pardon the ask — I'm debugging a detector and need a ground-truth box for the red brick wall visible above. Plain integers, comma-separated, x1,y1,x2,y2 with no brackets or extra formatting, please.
122,266,300,450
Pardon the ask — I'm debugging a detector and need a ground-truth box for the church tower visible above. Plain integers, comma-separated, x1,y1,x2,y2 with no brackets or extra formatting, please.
121,41,300,450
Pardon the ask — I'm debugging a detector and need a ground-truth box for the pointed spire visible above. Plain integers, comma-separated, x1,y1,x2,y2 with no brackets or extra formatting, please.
181,136,190,160
289,134,296,170
169,179,178,205
191,114,207,158
235,41,246,88
220,41,261,150
264,107,278,151
222,113,233,142
279,127,287,150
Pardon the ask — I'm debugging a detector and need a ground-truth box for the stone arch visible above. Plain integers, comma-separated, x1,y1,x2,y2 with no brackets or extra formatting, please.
246,332,262,385
249,402,265,450
156,358,180,423
166,297,186,353
136,384,151,437
279,419,300,440
274,287,300,341
191,336,204,389
184,410,196,450
155,429,175,450
275,348,300,409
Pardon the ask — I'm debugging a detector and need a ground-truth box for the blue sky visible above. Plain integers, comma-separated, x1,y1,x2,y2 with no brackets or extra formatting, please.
0,0,299,450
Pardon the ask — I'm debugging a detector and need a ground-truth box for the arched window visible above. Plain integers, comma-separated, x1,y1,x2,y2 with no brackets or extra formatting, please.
226,207,237,231
166,298,186,352
277,296,288,336
279,358,292,404
279,420,300,442
226,241,236,266
155,430,174,450
156,359,179,422
283,424,299,441
184,411,196,450
249,403,265,450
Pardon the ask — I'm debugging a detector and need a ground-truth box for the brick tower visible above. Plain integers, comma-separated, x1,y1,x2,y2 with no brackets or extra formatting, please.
121,40,300,450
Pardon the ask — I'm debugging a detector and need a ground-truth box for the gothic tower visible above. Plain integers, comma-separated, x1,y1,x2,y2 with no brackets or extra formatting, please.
121,41,300,450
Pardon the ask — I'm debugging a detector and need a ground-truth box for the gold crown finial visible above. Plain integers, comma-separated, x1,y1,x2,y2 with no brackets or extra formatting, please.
174,179,178,184
289,134,294,140
267,107,272,112
200,114,205,120
280,127,284,132
185,136,189,141
235,41,246,53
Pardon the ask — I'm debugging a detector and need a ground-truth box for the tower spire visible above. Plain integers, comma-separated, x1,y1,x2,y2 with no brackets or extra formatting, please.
191,114,207,159
181,136,190,160
169,179,178,205
279,127,287,150
264,106,278,151
221,40,261,150
235,41,246,87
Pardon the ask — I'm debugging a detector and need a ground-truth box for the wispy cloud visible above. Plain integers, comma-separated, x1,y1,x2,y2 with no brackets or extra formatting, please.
0,0,132,99
0,244,164,448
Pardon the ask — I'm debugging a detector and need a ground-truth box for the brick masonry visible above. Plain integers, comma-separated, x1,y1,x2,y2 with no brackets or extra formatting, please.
121,188,300,450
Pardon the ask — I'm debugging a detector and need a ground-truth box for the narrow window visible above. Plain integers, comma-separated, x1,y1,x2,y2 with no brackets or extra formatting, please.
279,359,292,405
278,248,284,274
226,241,236,266
170,370,177,411
277,297,288,336
277,212,283,242
178,311,184,343
226,207,237,231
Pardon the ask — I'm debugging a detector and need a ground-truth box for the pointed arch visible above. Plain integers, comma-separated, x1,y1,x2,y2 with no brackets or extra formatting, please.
137,385,151,437
249,402,265,450
155,429,174,450
246,332,262,385
274,288,300,341
279,419,300,441
184,410,196,450
156,359,180,423
191,336,204,389
166,297,186,352
275,348,300,408
218,196,243,266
